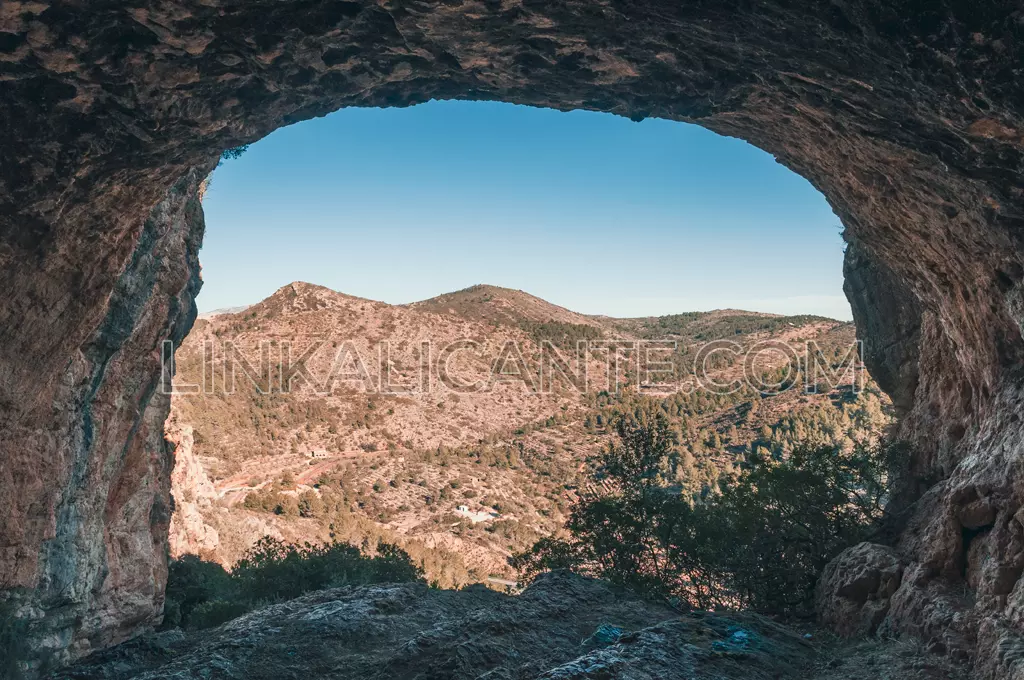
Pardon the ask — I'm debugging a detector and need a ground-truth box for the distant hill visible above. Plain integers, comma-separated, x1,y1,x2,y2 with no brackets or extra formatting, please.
409,284,604,329
198,305,250,319
169,282,889,587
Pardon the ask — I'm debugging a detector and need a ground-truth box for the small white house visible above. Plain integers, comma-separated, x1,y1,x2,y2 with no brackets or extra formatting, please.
308,448,330,459
454,505,498,523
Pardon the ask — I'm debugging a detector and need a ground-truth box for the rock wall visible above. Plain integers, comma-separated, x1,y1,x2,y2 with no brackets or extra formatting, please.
0,0,1022,675
165,415,220,562
0,171,205,672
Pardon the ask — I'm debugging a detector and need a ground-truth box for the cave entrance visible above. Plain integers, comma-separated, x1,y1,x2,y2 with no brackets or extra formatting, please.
166,99,891,587
3,3,1020,673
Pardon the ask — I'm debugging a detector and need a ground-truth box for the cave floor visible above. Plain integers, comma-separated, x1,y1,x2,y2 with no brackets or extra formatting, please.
45,572,967,680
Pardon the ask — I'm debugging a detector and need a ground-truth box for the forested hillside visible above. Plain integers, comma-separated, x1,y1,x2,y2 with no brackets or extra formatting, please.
168,283,890,587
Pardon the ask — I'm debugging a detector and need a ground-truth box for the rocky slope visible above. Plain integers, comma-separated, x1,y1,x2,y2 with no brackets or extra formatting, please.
49,571,967,680
165,283,883,585
172,281,609,458
410,284,605,329
1,1,1023,675
172,281,857,464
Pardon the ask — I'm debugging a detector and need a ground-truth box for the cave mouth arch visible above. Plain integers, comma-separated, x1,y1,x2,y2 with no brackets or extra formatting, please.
1,1,1022,673
196,99,851,321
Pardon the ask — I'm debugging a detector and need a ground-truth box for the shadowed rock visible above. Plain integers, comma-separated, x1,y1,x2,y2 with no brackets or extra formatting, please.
45,572,814,679
0,1,1023,675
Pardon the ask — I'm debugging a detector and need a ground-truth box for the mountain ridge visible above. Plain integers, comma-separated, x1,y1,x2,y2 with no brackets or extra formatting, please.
169,280,884,587
208,280,844,326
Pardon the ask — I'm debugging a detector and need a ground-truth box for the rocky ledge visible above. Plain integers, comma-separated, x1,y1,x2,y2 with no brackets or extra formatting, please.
49,571,965,680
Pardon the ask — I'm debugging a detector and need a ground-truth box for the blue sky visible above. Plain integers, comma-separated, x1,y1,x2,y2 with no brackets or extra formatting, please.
199,100,851,320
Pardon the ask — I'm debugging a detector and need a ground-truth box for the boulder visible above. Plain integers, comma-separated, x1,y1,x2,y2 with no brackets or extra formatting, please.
817,543,903,638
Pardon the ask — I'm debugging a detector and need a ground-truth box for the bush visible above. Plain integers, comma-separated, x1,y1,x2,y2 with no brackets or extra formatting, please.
164,537,423,630
233,537,422,603
163,555,232,630
189,600,251,629
297,490,325,518
220,145,249,161
701,445,887,613
511,414,889,616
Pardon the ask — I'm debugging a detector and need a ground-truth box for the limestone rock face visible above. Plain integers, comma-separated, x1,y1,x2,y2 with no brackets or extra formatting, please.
0,0,1023,675
843,243,922,418
45,571,819,680
166,417,220,561
817,542,903,638
0,172,205,671
48,571,972,680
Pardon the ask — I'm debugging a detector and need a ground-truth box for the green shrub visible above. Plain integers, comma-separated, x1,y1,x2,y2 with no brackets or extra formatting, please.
700,444,887,613
511,414,889,616
189,600,251,629
165,537,423,630
162,555,232,630
220,145,249,161
372,542,426,583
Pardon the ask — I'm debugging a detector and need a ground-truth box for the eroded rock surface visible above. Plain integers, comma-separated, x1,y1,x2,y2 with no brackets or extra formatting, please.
166,417,220,561
817,542,903,638
0,0,1023,675
49,571,966,680
0,170,205,673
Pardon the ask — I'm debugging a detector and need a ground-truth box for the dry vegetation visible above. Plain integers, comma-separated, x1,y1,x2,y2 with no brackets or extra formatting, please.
169,282,891,588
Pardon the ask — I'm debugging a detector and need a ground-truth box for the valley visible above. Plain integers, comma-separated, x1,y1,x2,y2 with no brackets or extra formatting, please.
168,282,891,588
